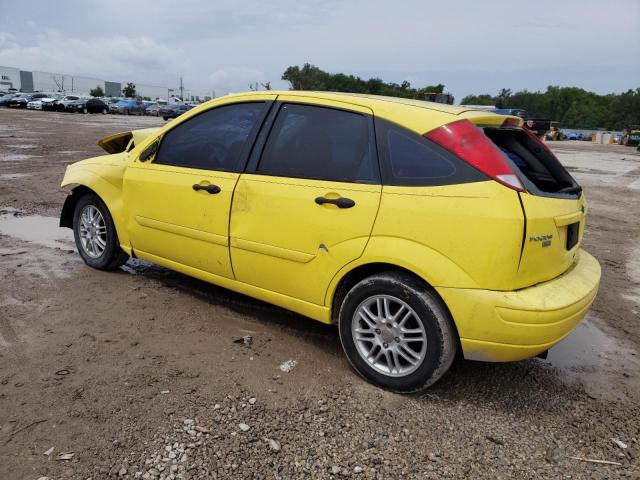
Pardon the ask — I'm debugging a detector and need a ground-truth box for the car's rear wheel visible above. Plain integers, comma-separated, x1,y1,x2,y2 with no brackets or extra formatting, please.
338,272,457,392
73,193,128,270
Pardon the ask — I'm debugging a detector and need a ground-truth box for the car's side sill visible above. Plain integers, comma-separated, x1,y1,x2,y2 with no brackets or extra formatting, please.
133,249,331,324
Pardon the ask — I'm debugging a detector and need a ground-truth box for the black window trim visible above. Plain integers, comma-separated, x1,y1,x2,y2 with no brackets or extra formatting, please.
150,99,275,174
245,100,382,185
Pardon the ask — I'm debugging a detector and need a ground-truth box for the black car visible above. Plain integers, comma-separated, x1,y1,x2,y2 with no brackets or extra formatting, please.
67,98,109,114
66,99,87,113
0,93,18,107
86,98,109,114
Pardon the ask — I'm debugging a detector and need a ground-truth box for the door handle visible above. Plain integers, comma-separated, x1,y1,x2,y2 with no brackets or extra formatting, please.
314,196,355,208
192,184,221,194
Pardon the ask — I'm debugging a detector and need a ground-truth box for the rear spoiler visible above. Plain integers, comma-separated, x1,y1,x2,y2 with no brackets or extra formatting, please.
458,110,524,128
98,127,159,154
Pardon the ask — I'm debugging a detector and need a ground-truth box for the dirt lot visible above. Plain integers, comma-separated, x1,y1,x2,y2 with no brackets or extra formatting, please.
1,108,639,479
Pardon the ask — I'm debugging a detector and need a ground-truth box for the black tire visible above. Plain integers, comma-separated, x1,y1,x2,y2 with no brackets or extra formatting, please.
72,193,128,270
338,272,457,392
163,116,168,121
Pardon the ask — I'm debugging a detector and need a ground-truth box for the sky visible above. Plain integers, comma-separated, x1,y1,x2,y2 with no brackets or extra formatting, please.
0,0,638,102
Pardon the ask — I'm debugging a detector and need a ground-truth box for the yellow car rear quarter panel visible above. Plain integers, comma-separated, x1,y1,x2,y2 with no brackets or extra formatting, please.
372,181,524,290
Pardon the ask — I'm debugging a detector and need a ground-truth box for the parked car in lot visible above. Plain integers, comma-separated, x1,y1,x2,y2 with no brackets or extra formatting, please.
563,131,579,140
110,99,145,115
66,99,88,113
0,93,18,107
27,95,58,110
85,98,109,114
59,91,600,392
144,102,161,116
66,98,109,114
9,93,50,108
43,95,81,112
159,103,192,120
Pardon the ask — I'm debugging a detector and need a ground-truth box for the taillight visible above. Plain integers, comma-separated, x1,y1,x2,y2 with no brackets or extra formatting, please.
425,119,524,192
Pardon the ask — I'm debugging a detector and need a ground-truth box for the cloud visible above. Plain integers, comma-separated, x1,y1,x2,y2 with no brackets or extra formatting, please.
209,67,267,94
0,31,187,86
0,0,638,99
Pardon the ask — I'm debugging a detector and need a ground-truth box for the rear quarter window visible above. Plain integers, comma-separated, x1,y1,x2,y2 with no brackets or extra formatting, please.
375,118,486,186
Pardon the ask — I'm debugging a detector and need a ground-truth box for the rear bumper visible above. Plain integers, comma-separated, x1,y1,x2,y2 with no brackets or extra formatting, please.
437,249,601,362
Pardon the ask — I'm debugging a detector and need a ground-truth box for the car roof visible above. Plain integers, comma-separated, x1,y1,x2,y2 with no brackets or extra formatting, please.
225,90,469,114
205,90,513,134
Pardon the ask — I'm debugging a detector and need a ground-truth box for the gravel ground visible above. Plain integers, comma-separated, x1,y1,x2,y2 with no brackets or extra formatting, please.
0,108,639,479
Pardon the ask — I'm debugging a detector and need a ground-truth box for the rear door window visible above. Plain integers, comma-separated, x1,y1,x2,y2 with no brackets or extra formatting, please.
257,103,378,184
154,102,266,172
376,118,486,186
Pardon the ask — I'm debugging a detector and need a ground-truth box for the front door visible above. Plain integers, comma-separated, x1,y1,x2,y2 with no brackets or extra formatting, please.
230,99,382,305
123,97,274,279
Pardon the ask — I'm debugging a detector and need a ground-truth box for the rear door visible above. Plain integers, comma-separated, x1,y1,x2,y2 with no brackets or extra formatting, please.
230,98,381,305
123,96,274,278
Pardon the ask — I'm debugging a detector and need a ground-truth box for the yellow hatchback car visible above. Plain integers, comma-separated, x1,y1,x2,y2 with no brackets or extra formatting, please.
60,91,601,392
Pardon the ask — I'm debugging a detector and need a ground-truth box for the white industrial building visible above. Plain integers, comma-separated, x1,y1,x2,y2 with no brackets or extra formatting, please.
0,65,206,101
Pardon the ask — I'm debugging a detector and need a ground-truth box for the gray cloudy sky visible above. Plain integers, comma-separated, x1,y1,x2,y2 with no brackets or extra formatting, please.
0,0,638,101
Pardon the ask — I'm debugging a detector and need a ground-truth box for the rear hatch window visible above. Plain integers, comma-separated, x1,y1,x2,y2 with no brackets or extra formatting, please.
484,127,586,288
484,128,580,196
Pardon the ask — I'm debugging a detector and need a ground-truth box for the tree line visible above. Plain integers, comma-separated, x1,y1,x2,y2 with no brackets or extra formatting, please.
281,64,638,130
282,63,445,99
461,87,640,130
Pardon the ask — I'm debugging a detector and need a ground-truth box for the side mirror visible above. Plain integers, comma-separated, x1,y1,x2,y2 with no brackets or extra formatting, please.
139,141,159,162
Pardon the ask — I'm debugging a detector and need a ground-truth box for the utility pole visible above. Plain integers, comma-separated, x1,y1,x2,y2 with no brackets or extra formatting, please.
179,77,184,102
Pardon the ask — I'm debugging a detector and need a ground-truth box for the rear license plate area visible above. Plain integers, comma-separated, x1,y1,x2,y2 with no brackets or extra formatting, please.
566,222,579,250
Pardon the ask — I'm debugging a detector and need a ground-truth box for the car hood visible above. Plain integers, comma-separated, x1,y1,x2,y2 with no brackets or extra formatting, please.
97,127,159,154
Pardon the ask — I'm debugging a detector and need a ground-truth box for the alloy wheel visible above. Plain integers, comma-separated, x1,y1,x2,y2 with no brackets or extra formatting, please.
351,295,428,377
78,205,107,258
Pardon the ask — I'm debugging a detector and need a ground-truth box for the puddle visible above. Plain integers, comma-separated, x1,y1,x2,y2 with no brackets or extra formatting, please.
544,316,640,401
0,173,32,180
0,154,34,162
0,213,74,250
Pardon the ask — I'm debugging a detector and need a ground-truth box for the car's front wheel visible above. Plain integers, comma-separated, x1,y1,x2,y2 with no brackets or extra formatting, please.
338,272,457,392
73,193,128,270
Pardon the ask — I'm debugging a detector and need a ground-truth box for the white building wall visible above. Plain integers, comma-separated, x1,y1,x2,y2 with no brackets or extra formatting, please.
0,65,21,91
1,65,211,101
32,71,105,96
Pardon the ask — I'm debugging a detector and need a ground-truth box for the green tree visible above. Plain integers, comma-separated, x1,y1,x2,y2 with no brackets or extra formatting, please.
495,88,512,108
281,64,448,100
90,85,104,97
460,85,639,129
460,94,494,105
122,82,137,98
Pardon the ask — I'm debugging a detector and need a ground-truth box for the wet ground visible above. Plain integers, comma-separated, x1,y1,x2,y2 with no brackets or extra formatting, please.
1,109,639,479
